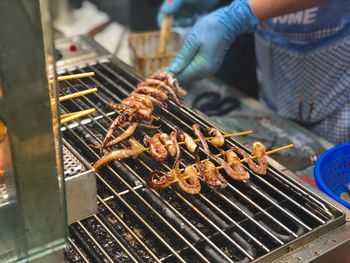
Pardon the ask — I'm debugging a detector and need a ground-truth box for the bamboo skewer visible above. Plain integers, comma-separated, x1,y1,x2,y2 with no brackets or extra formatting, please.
61,112,79,119
142,130,253,152
59,88,98,102
158,15,173,55
168,144,295,185
49,72,95,84
61,108,96,124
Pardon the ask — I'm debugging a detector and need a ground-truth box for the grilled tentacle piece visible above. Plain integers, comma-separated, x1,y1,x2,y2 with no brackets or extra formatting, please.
130,92,166,107
251,142,268,175
232,143,267,175
206,128,225,147
105,122,139,148
149,72,187,97
193,124,210,154
133,86,169,101
194,147,227,188
221,150,250,180
146,170,175,190
138,79,180,104
202,160,228,188
100,109,137,154
174,161,201,195
93,139,144,170
145,134,168,162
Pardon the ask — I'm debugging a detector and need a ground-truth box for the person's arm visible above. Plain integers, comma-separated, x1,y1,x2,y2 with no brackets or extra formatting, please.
168,0,326,83
249,0,325,20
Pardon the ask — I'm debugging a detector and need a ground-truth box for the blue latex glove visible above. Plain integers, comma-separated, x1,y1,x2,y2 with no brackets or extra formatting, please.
167,0,259,83
157,0,220,27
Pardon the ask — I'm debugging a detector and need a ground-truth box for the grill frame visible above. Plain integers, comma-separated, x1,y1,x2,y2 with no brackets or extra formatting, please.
57,36,349,263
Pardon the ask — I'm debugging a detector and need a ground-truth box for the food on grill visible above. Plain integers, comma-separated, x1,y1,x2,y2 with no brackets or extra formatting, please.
145,131,181,165
144,133,169,162
195,147,227,188
174,161,201,195
193,124,210,154
177,131,197,154
136,72,187,105
105,122,139,148
99,73,186,153
232,142,268,175
149,72,187,97
202,160,228,188
170,131,181,165
206,127,225,147
146,169,175,190
93,139,145,169
221,150,250,180
159,133,176,157
131,87,168,107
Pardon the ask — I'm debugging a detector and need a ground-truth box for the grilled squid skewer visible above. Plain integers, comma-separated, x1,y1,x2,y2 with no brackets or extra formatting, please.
232,143,268,175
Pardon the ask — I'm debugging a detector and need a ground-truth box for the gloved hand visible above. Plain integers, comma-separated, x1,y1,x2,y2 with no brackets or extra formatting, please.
166,0,259,83
157,0,220,27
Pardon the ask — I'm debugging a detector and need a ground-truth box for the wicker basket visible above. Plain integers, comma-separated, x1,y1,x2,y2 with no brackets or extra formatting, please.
128,31,183,76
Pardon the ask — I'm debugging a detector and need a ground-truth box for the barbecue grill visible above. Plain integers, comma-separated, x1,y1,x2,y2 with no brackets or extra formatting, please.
58,36,350,263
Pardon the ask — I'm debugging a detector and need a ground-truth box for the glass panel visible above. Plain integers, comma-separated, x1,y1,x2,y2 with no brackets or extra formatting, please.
0,120,19,262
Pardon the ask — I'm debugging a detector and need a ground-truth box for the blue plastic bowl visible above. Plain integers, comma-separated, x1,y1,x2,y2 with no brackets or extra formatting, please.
314,143,350,209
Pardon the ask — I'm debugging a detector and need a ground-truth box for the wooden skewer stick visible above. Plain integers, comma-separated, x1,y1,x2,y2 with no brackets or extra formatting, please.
61,108,96,124
158,15,173,55
61,112,79,119
59,88,98,102
168,144,294,185
142,130,253,152
49,72,95,84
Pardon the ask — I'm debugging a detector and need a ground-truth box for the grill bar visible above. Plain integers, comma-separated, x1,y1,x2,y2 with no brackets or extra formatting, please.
68,237,89,263
77,221,115,262
60,60,344,263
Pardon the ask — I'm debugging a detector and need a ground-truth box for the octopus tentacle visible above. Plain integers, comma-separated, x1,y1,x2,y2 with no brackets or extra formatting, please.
193,124,210,154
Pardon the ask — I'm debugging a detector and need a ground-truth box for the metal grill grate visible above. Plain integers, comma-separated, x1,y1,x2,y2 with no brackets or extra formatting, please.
0,182,9,206
61,59,344,263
